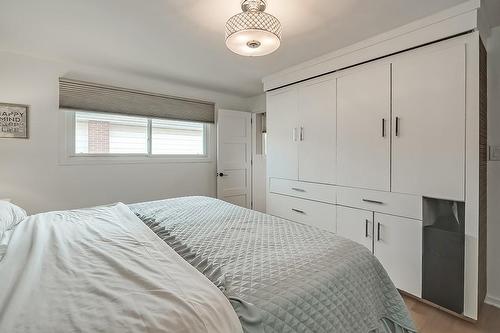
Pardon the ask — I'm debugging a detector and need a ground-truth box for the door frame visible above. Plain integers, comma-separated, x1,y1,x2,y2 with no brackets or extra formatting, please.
251,110,267,212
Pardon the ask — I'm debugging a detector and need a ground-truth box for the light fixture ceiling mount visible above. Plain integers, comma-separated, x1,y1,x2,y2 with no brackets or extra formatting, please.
225,0,282,57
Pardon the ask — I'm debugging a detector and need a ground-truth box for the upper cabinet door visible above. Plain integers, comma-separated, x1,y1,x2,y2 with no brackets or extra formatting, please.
337,62,391,191
298,78,337,184
266,88,299,180
392,44,466,201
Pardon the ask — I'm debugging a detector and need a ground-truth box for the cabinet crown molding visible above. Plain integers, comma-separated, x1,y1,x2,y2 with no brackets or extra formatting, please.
262,0,482,92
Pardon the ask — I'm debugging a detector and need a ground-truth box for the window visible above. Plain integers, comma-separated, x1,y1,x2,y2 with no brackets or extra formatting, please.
151,119,205,155
75,112,148,154
72,111,207,158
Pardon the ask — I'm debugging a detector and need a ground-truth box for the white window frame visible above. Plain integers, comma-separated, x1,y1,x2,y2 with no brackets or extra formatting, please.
59,110,214,165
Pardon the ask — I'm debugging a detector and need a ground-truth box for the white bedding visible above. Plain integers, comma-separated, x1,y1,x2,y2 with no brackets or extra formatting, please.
0,203,242,333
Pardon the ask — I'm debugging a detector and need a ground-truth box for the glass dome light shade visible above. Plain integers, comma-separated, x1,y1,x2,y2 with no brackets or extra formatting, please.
225,29,280,56
225,2,282,57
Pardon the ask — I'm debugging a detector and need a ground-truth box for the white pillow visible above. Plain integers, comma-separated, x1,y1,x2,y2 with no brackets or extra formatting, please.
0,200,27,240
0,201,26,261
0,229,14,261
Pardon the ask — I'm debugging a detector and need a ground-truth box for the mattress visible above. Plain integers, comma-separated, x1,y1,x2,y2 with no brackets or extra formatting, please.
130,196,416,333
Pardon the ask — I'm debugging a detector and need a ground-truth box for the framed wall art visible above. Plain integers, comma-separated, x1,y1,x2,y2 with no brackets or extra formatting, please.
0,103,29,139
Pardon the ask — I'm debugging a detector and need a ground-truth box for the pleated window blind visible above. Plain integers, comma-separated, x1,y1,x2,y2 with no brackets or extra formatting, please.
59,78,215,123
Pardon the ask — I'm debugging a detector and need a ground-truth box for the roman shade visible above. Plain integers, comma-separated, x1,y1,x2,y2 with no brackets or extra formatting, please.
59,78,215,123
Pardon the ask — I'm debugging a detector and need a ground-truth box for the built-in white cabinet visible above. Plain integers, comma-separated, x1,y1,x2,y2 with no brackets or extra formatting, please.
267,77,336,184
337,62,391,191
267,88,298,180
267,178,337,232
391,44,466,201
337,205,373,250
269,178,336,204
298,78,337,184
267,43,467,200
267,192,337,233
335,43,467,200
373,213,422,297
265,31,484,320
337,205,422,297
336,186,422,220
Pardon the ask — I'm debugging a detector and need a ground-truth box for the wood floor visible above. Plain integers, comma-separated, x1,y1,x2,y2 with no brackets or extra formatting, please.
403,296,500,333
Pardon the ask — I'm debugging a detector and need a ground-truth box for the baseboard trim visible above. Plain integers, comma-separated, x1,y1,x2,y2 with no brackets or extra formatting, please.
485,294,500,309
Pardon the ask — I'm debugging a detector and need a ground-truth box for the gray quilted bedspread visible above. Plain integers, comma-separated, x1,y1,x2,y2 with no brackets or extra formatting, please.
130,196,416,333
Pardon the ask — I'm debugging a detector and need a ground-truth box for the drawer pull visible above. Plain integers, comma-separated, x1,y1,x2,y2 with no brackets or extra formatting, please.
365,219,370,238
291,208,305,214
291,187,306,192
362,199,384,205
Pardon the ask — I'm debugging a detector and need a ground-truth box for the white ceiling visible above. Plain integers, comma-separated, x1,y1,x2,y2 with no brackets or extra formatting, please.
0,0,497,97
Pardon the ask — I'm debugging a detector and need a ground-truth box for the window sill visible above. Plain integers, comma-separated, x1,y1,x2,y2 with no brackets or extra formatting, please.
58,154,213,166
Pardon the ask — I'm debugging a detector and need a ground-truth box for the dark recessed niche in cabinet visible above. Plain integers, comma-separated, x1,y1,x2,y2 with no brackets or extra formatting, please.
422,197,465,314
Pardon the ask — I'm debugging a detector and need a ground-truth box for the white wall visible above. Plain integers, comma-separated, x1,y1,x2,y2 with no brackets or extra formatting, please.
487,26,500,307
0,51,249,214
246,94,266,114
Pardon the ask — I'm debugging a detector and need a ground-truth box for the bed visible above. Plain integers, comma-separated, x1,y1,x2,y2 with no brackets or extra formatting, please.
131,196,416,333
0,196,416,333
0,202,242,333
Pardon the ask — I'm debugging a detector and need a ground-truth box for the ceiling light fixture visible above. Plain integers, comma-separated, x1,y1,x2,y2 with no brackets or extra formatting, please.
225,0,282,57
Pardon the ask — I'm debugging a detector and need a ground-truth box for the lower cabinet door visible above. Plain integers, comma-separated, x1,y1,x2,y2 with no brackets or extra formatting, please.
336,206,373,251
267,193,336,232
373,213,422,297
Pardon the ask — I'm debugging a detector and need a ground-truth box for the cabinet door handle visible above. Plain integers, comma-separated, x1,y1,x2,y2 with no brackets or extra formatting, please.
365,219,370,238
291,187,306,192
395,117,400,137
293,128,298,142
377,222,381,241
382,118,386,137
291,208,305,214
299,126,304,141
362,199,384,205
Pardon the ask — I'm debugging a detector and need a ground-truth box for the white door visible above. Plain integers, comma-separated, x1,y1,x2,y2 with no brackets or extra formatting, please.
337,62,391,191
298,78,337,184
336,206,373,251
266,88,299,180
392,43,466,200
217,109,252,208
373,213,422,297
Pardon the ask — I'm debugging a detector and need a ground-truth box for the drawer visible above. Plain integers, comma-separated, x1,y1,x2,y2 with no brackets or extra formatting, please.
337,187,422,220
269,178,336,204
267,193,336,233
